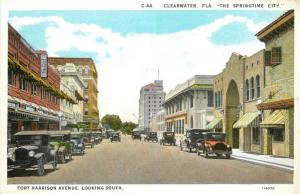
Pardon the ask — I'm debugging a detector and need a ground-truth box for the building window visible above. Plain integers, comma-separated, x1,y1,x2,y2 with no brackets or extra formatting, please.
8,69,17,86
217,91,221,107
207,91,213,107
190,116,193,128
269,128,284,142
84,95,88,102
256,75,260,98
250,77,255,100
190,95,193,108
19,76,28,91
252,127,260,145
271,47,282,65
221,90,223,106
84,66,89,75
246,79,249,101
215,92,218,108
31,84,38,95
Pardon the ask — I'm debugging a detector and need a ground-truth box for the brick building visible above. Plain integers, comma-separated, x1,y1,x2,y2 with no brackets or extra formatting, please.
256,10,294,157
8,24,74,143
208,10,294,157
49,57,100,129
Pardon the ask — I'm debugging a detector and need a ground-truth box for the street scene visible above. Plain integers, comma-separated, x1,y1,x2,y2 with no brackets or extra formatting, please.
7,9,294,184
8,135,293,184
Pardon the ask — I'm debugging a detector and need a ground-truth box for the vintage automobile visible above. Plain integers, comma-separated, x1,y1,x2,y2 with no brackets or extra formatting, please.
105,129,114,139
197,132,232,159
70,132,85,155
49,130,72,163
145,132,158,142
7,130,58,176
160,131,176,146
131,131,142,141
94,131,103,144
110,131,121,142
83,131,95,148
180,129,209,152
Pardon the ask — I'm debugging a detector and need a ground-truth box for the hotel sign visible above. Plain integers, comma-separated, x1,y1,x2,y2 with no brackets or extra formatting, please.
40,53,48,78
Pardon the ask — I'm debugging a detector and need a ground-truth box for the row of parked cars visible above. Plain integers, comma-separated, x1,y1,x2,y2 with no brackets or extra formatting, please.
7,130,103,176
142,129,232,159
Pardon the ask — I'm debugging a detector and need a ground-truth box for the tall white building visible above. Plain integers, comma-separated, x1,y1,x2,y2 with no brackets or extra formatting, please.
138,80,165,133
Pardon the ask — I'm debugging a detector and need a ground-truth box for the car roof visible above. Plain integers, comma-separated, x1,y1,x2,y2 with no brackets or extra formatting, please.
49,130,71,136
14,130,50,136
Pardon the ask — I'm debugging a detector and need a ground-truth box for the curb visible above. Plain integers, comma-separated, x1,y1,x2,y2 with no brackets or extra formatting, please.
232,155,294,172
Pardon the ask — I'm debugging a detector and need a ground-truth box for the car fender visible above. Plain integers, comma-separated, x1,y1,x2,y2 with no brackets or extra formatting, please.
34,153,44,160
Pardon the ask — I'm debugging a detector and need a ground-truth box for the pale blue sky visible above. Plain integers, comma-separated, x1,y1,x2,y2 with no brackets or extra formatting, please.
8,10,285,122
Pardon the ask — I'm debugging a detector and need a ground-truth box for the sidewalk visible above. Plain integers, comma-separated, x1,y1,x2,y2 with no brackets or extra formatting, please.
232,149,294,172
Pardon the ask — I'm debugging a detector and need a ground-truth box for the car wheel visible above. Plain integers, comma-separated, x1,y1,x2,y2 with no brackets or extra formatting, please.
37,157,45,176
197,149,200,156
189,147,192,153
61,153,66,164
69,154,73,161
216,154,221,158
180,145,183,151
204,149,209,158
226,154,231,159
52,154,58,169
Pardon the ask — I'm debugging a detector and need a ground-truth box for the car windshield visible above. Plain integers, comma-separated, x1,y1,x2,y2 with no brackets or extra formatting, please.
206,133,226,141
71,137,82,143
15,135,42,146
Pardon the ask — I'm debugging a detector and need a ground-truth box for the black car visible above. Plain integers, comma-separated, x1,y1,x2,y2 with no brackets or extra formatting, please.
70,132,85,155
160,131,176,146
7,131,58,176
131,131,141,141
180,129,209,152
145,132,158,142
110,132,121,142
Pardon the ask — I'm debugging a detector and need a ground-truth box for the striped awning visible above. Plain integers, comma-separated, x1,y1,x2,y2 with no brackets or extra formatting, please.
233,112,260,128
260,110,285,128
207,117,222,130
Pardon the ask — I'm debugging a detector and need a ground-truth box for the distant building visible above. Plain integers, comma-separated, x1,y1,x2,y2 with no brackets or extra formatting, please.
54,63,85,129
156,109,166,140
162,75,214,143
49,57,100,129
138,80,166,133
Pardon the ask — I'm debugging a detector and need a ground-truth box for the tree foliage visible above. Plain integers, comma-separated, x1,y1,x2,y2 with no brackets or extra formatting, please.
121,121,138,135
101,114,123,131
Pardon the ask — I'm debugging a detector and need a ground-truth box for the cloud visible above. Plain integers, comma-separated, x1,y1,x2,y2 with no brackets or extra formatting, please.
9,14,265,122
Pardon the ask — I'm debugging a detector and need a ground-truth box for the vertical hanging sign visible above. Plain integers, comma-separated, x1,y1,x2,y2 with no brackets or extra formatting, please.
40,53,48,78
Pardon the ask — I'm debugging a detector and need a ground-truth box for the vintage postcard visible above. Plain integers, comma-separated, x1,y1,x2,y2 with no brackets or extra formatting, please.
0,0,299,194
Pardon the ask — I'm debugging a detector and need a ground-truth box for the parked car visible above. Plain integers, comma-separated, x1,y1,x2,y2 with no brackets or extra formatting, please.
49,130,72,163
145,132,158,142
197,132,232,159
131,131,142,141
70,132,85,155
94,131,103,144
106,129,114,139
180,129,209,152
7,130,58,176
160,131,176,146
83,131,95,148
110,131,121,142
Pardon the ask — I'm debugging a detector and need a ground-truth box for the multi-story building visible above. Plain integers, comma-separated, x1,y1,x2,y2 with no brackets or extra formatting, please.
156,109,165,140
7,24,73,143
138,80,165,133
209,50,265,152
256,10,294,157
49,57,100,129
54,63,85,129
162,75,214,143
208,10,294,157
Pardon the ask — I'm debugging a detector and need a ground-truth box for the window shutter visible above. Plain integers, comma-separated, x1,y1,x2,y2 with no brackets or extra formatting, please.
264,50,271,66
271,47,282,65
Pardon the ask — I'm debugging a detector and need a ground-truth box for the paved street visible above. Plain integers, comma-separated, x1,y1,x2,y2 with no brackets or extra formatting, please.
8,135,293,184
